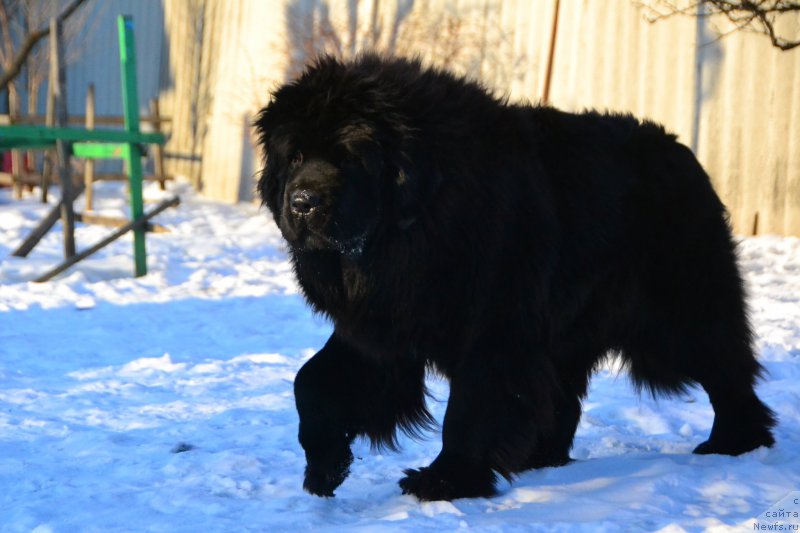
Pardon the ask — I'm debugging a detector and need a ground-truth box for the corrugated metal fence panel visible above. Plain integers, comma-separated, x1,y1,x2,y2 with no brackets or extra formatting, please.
54,0,164,174
65,0,164,117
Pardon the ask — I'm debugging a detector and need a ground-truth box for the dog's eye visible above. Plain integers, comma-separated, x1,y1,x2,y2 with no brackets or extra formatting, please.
290,151,303,168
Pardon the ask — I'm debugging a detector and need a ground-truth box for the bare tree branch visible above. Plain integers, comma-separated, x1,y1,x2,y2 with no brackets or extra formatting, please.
639,0,800,50
0,0,19,66
0,0,90,92
280,0,525,94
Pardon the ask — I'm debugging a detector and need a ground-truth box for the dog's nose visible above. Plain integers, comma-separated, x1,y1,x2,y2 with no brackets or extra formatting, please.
290,189,321,215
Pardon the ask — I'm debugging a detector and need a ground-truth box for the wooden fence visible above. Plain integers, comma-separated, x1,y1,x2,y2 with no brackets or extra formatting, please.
158,0,800,236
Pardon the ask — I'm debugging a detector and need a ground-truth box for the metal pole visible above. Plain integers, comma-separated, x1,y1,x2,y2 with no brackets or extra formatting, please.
542,0,560,105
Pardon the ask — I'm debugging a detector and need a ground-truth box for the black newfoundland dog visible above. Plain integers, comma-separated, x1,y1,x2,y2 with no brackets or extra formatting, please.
254,54,775,501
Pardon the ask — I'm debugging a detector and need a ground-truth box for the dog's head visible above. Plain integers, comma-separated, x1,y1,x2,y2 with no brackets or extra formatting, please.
254,55,436,256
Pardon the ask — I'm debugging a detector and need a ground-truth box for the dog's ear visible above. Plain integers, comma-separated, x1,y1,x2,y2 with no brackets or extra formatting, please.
391,157,442,230
253,106,273,158
394,165,418,229
253,105,284,211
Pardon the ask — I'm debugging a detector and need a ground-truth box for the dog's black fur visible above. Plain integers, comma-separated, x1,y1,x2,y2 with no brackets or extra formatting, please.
254,54,776,501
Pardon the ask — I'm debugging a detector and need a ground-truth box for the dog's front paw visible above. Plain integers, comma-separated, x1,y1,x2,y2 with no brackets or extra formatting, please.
398,457,497,501
303,445,354,497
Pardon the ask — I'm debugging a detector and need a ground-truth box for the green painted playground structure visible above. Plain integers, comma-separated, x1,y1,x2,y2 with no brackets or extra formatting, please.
0,15,176,280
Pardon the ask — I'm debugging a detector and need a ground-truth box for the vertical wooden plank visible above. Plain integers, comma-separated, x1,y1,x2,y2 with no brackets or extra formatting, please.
118,14,147,277
26,69,39,199
51,17,76,259
84,83,96,211
785,47,800,236
11,145,23,199
40,78,56,203
180,2,193,185
161,0,206,190
150,98,166,190
7,80,23,199
197,0,217,192
162,1,180,182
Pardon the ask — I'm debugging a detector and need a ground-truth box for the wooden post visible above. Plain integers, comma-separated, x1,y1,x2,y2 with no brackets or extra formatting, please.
26,66,39,198
8,81,23,199
12,183,85,258
11,143,23,199
118,15,147,277
74,211,170,233
84,83,96,210
50,17,76,259
34,195,180,283
40,80,56,203
150,97,166,191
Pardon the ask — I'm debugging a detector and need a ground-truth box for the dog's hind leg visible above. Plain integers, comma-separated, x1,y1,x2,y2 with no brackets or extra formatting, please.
625,330,776,456
622,285,776,456
524,354,594,470
622,140,776,455
687,330,777,455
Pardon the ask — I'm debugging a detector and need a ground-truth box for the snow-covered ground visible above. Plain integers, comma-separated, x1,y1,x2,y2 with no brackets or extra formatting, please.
1,180,798,532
